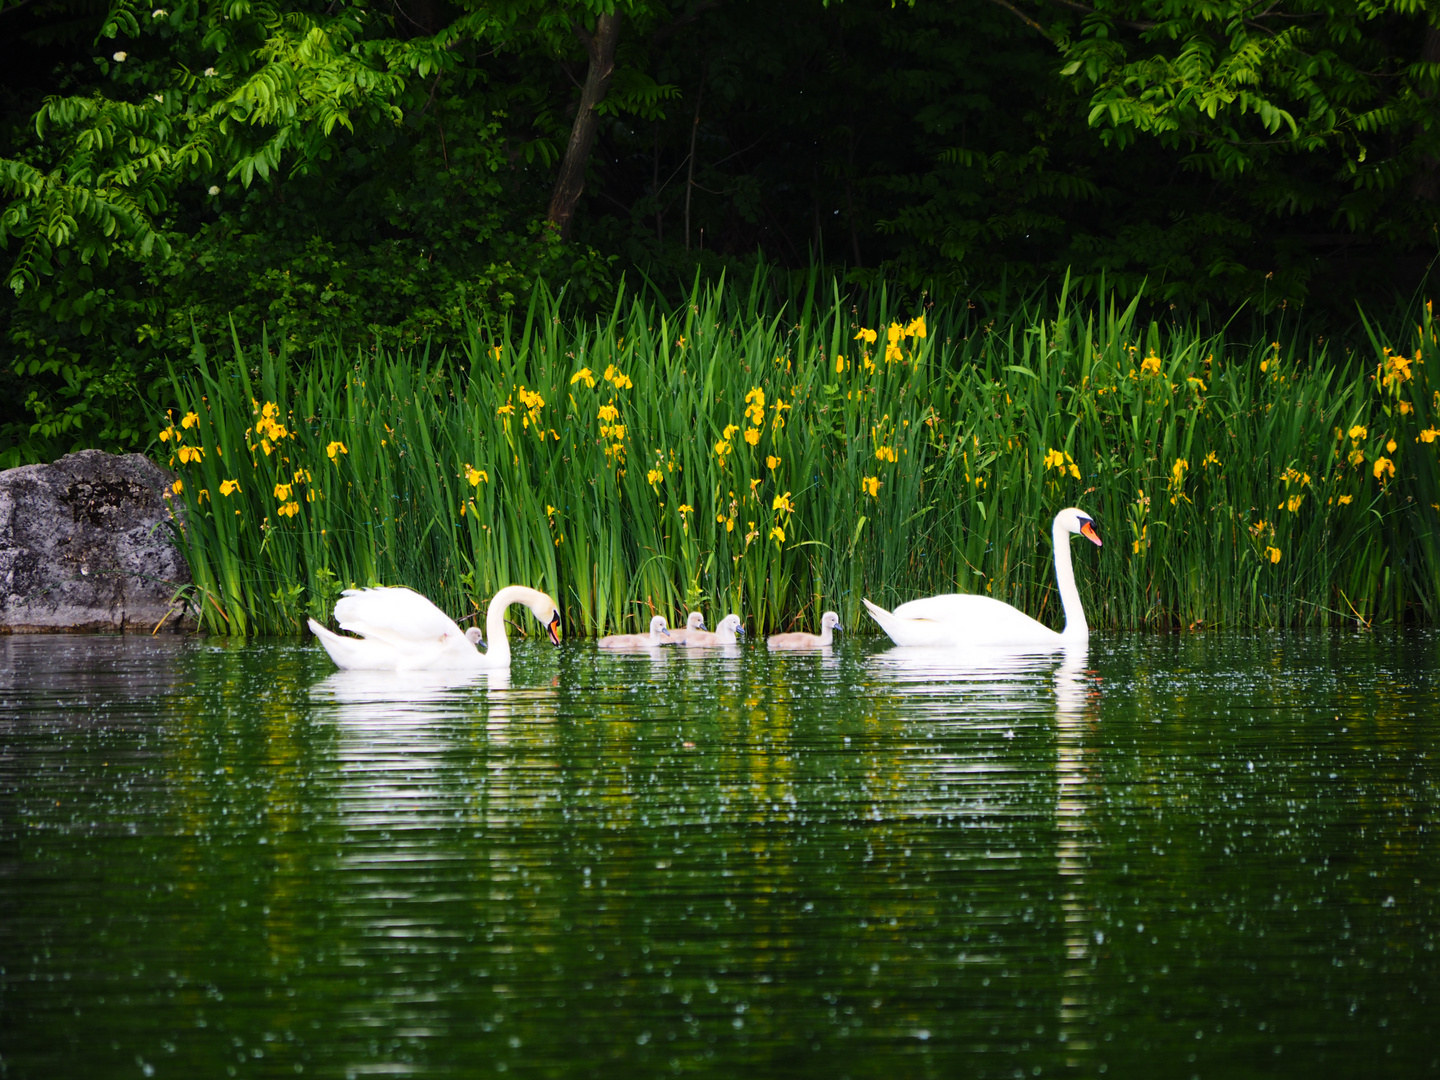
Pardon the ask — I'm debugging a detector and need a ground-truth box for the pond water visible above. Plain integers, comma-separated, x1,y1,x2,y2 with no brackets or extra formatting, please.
1,631,1437,1079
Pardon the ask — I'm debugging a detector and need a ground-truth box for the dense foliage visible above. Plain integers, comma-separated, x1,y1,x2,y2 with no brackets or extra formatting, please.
1,0,1438,467
164,277,1440,636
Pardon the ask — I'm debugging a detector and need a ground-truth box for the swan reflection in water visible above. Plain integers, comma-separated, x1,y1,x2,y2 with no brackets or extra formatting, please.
311,666,510,716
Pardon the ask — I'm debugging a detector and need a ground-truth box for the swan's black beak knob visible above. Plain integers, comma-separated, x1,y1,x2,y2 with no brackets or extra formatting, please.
546,611,562,646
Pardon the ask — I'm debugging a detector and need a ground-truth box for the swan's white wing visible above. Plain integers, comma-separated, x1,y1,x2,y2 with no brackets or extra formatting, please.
333,587,468,651
865,596,1061,648
310,618,410,670
893,593,1052,634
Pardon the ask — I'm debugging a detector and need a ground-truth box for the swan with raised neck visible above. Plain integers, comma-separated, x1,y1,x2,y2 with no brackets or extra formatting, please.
862,508,1101,649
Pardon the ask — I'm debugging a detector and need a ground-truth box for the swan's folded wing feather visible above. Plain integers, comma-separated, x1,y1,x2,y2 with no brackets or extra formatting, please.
333,587,468,650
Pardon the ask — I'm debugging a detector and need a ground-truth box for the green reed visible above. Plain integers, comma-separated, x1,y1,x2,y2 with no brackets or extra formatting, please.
161,274,1440,637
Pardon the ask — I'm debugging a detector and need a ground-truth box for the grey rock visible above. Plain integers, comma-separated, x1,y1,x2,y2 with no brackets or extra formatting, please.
0,450,194,633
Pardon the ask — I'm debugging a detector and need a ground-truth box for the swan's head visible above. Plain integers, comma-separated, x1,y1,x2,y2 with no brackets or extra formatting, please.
649,615,671,637
1058,507,1102,548
821,611,843,631
717,613,745,636
685,612,706,631
528,593,562,645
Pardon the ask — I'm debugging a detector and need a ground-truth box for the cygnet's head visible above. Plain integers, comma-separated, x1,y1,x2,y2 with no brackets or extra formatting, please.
527,592,563,644
465,627,484,646
820,611,843,631
717,613,745,635
1057,507,1102,547
685,611,706,631
649,615,671,637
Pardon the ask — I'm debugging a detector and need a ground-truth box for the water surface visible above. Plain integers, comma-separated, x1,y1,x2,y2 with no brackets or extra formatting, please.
2,632,1437,1078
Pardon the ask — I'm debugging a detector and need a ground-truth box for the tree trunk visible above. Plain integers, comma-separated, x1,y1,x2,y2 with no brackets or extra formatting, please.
547,12,621,240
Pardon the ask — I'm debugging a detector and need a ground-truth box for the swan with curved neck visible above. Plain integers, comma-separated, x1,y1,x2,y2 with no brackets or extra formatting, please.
863,508,1101,649
308,584,561,670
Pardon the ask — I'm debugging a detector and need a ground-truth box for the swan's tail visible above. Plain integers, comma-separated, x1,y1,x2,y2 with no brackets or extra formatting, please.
862,598,907,645
862,598,956,648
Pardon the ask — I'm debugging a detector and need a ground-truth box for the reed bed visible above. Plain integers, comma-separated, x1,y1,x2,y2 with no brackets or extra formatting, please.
160,275,1440,637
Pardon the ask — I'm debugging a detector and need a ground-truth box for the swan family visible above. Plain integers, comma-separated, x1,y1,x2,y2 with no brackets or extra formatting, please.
308,508,1098,669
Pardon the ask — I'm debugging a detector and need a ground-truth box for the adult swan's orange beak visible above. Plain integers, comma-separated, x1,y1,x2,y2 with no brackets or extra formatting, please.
545,610,563,645
1080,517,1102,547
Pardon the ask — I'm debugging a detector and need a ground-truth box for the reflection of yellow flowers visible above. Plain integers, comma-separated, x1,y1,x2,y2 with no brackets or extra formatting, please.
219,479,241,496
1373,456,1395,480
1266,546,1282,564
861,475,880,497
570,367,595,388
326,441,347,461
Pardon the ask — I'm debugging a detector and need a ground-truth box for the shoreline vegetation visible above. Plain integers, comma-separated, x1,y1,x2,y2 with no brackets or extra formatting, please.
161,274,1440,638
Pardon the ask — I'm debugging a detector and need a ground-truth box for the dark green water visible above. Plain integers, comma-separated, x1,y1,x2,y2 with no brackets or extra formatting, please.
2,632,1437,1079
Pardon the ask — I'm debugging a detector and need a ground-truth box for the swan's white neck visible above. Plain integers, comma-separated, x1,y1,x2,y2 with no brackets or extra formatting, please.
483,585,547,666
817,624,834,647
1052,517,1089,640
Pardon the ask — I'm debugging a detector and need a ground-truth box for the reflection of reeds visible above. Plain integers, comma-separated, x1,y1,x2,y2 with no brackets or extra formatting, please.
162,276,1440,636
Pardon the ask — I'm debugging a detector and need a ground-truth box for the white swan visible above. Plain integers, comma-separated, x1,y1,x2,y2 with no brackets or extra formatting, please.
767,611,842,650
664,611,707,644
597,615,672,649
682,613,744,647
308,584,561,671
863,508,1101,649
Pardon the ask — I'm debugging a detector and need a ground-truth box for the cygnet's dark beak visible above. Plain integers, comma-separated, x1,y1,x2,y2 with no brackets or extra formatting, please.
546,611,562,645
736,623,747,636
661,627,671,636
1080,518,1102,547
